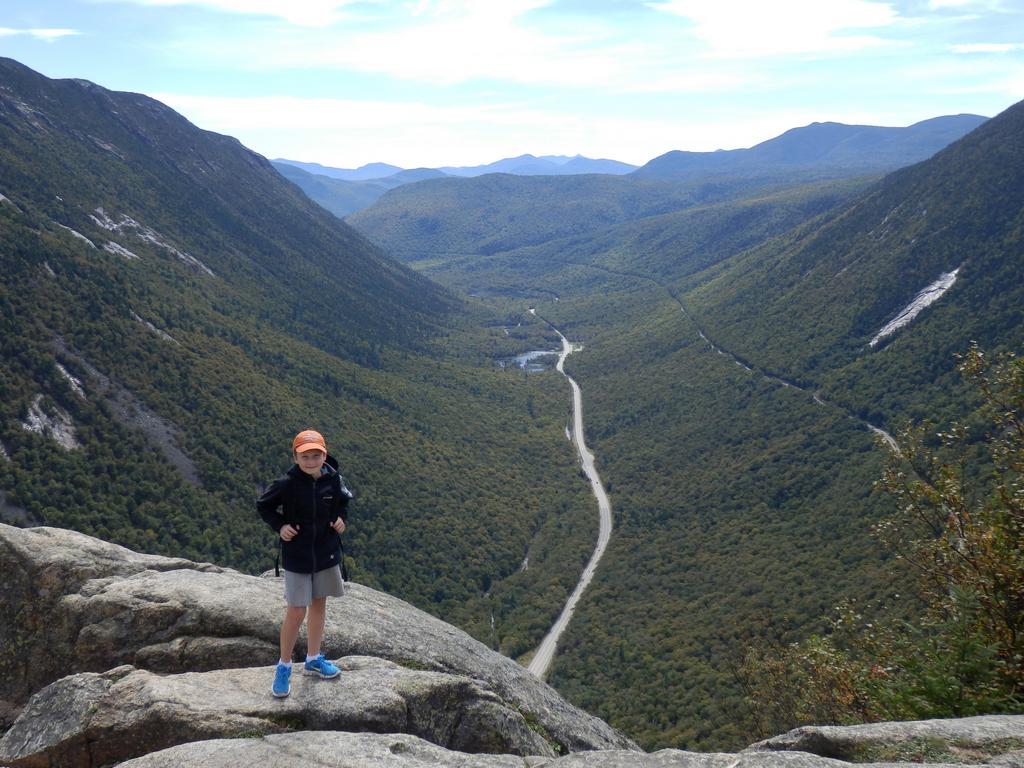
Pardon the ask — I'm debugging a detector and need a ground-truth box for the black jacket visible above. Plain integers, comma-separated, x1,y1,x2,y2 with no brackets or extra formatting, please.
257,454,352,574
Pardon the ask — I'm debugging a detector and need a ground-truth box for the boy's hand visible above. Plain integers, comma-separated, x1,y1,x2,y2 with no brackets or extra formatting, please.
279,524,299,541
330,518,346,533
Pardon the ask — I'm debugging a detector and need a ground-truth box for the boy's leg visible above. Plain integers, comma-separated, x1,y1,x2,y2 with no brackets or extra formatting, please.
303,596,339,679
306,596,327,657
280,605,306,662
273,605,306,698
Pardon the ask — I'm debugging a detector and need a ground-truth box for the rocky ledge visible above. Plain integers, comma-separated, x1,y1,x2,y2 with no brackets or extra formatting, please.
0,524,632,755
1,524,1022,768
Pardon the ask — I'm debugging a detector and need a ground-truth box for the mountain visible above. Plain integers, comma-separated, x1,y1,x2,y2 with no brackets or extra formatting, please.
272,154,639,217
272,160,447,217
279,116,979,223
397,176,875,298
346,99,1022,749
348,173,709,265
441,153,638,177
634,114,988,180
542,101,1022,751
561,155,638,175
391,167,448,182
347,117,986,268
0,56,599,667
682,102,1024,422
277,154,637,181
545,105,1022,749
272,158,403,180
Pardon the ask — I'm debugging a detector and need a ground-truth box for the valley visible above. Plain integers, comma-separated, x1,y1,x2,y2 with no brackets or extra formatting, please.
1,54,1021,756
0,57,598,676
348,99,1024,749
527,316,613,681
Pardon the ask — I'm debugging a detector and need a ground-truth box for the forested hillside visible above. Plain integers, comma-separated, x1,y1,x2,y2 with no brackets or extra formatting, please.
683,100,1024,425
349,101,1022,749
348,173,699,266
348,115,985,271
0,57,596,648
272,161,446,218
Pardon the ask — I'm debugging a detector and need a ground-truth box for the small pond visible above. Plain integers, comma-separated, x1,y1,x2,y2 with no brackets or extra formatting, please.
499,349,560,373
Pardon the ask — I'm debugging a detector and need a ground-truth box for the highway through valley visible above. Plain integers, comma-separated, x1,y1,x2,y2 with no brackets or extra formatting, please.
527,324,613,680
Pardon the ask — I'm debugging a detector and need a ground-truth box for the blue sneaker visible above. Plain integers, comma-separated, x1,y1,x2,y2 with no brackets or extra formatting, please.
303,654,340,679
272,662,291,698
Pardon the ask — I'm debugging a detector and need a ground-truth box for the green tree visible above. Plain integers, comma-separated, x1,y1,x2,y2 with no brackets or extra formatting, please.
739,345,1023,736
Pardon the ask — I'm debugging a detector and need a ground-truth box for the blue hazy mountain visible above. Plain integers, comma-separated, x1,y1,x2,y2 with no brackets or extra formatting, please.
273,154,639,216
634,114,988,180
272,159,404,180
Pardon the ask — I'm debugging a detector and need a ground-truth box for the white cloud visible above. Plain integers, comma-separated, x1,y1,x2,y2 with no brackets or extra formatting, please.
646,0,900,57
261,2,626,86
162,1,758,93
153,92,689,165
626,69,760,93
0,27,80,42
30,28,81,41
927,0,978,8
150,92,948,169
951,42,1019,53
927,69,1024,97
99,0,370,27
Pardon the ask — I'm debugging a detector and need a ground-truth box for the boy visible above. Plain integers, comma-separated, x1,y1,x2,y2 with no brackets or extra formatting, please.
257,429,352,698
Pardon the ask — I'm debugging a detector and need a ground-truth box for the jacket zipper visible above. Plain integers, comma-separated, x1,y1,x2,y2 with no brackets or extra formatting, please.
310,474,318,573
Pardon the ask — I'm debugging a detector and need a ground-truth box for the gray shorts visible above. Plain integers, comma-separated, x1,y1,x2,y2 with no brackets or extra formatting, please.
284,565,345,607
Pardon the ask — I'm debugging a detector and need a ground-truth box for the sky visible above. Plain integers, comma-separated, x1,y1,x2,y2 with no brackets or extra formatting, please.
1,0,1022,169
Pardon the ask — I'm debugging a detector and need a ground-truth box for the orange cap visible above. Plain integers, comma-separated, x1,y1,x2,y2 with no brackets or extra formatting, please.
292,429,327,455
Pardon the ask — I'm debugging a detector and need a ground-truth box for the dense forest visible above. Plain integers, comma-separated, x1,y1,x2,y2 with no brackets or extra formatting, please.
0,57,595,656
3,54,1020,753
350,99,1024,748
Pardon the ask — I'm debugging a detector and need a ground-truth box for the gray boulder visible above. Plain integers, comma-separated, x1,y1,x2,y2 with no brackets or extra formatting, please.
747,715,1024,763
0,656,554,767
988,750,1024,768
0,524,636,753
115,731,550,767
548,750,980,768
111,732,1001,768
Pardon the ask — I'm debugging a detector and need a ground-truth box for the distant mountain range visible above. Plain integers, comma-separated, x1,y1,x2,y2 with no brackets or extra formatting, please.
275,115,986,218
271,154,639,217
272,162,445,219
344,113,988,266
275,153,638,181
634,114,988,179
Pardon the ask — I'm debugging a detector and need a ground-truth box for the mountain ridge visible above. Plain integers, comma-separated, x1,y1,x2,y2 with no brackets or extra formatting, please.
274,152,638,181
276,116,982,219
0,56,450,358
682,98,1024,415
0,55,600,670
634,113,988,180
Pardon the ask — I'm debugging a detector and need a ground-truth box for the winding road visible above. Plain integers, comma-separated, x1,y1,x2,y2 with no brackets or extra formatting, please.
527,322,613,681
566,261,900,452
521,269,901,680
